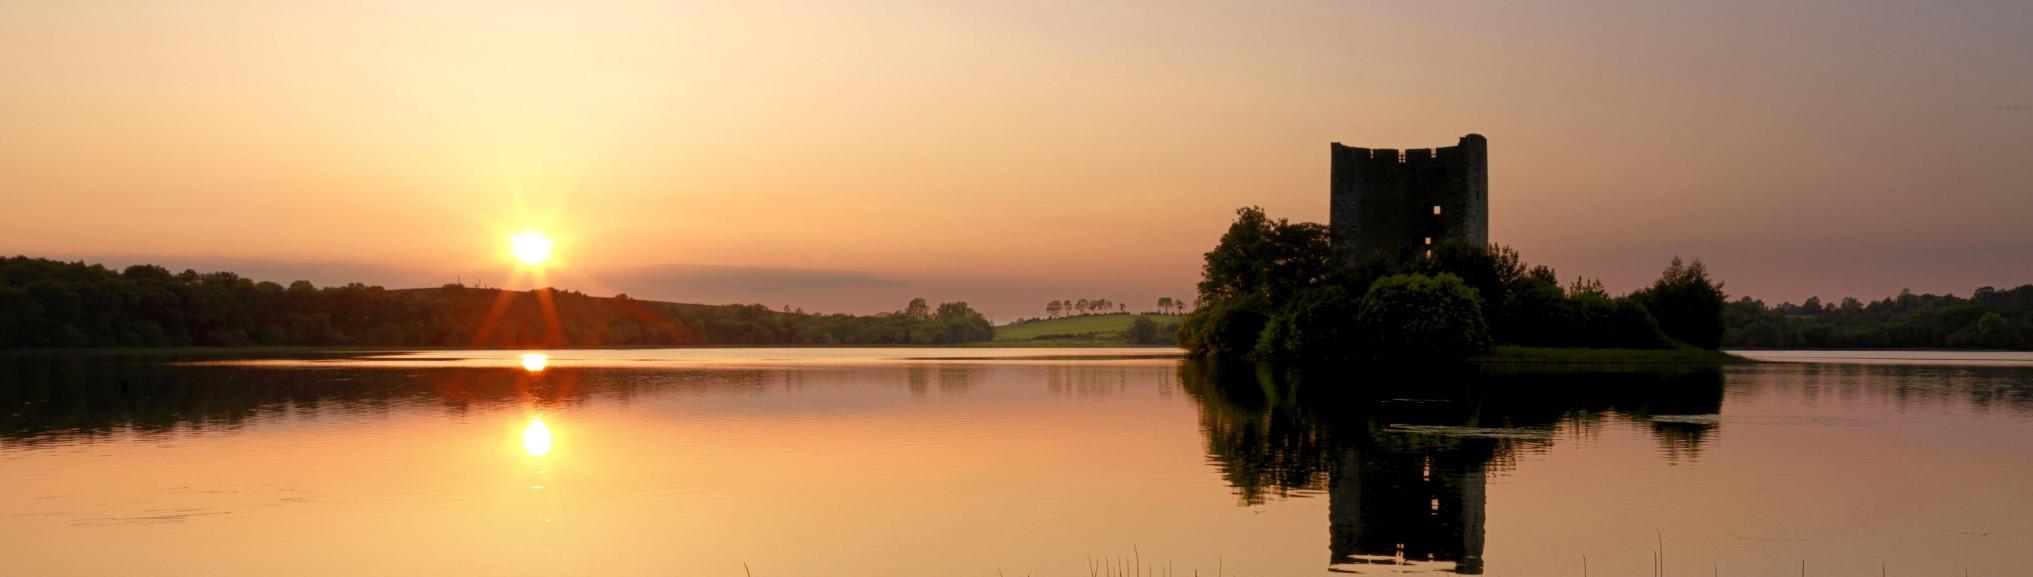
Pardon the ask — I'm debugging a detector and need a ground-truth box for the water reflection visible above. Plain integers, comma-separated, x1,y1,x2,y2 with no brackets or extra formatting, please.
6,352,2033,576
1179,361,1728,574
523,415,554,457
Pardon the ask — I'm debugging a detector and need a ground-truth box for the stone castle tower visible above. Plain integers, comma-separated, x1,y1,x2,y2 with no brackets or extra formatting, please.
1329,134,1488,264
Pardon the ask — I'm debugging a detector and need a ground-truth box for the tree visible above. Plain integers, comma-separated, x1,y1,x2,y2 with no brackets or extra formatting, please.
1125,315,1162,344
1497,272,1567,346
1196,206,1341,306
1046,300,1063,319
1253,285,1361,361
1970,312,2020,349
1569,277,1607,299
0,256,1005,349
1630,257,1726,350
1354,274,1491,358
1177,294,1270,360
1158,297,1174,314
1414,240,1510,311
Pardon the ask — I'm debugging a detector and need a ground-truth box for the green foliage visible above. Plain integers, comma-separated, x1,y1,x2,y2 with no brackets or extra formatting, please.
1197,206,1342,306
1560,294,1673,349
1724,284,2033,350
0,256,995,348
994,313,1182,344
1123,315,1168,345
1354,274,1491,358
1183,207,1706,361
1252,285,1361,361
1042,297,1128,318
1494,273,1566,345
1413,239,1512,311
1629,257,1727,350
1178,294,1270,359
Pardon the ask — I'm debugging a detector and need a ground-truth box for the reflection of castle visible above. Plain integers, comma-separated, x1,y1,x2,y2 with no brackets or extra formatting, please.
1180,362,1725,575
1328,435,1492,573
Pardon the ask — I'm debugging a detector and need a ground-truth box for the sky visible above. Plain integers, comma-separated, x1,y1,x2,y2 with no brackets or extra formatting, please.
2,1,2028,320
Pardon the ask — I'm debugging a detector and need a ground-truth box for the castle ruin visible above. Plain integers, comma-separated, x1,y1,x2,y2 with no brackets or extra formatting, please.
1330,134,1488,264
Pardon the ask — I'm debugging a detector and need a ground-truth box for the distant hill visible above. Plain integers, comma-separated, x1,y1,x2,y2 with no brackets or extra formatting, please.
993,313,1185,346
0,256,992,348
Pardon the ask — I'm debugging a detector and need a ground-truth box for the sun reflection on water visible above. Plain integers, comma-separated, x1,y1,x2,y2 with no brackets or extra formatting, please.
524,415,554,457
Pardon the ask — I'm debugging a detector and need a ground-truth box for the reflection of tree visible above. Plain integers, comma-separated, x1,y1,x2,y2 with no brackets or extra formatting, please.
1043,365,1167,398
908,366,929,397
0,356,748,444
0,354,585,444
1181,362,1334,504
939,367,970,395
1180,361,1727,574
1733,362,2033,416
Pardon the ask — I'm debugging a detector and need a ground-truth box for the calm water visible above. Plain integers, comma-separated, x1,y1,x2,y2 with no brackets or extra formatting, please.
4,349,2032,576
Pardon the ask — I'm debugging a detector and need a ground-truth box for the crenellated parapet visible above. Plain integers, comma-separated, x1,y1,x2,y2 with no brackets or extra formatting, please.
1330,134,1488,264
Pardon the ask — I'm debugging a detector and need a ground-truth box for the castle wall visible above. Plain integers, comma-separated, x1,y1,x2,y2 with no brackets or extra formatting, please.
1330,134,1488,264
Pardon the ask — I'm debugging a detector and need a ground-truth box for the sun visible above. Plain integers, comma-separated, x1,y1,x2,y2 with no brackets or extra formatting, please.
520,352,549,372
510,231,553,266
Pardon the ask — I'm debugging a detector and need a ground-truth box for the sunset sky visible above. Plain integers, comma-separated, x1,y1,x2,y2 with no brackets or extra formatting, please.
3,1,2028,319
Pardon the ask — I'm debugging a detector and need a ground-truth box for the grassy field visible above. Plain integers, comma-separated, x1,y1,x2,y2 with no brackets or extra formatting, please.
990,313,1185,346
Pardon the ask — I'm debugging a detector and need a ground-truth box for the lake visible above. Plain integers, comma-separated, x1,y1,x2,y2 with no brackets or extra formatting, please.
3,349,2031,576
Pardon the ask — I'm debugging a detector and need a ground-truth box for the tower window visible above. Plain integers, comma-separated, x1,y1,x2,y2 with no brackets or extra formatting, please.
1432,205,1443,215
1424,237,1433,246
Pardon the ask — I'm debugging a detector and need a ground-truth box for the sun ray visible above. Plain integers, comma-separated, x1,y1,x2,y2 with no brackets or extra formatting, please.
471,268,528,347
530,268,567,347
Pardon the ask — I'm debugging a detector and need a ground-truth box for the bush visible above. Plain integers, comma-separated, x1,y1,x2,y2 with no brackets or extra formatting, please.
1182,206,1739,360
1252,285,1361,361
1354,274,1491,358
1496,273,1566,346
1563,294,1672,349
1631,257,1726,350
1125,315,1162,344
1178,294,1269,359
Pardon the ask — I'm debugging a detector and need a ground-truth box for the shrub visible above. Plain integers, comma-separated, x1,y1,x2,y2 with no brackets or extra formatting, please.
1631,257,1726,350
1354,274,1491,358
1125,315,1162,344
1564,294,1672,349
1178,294,1269,359
1252,285,1361,361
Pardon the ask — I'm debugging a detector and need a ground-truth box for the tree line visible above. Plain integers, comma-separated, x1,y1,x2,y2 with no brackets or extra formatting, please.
1723,285,2033,350
1041,297,1192,319
1178,207,1727,360
0,256,993,348
1044,298,1124,318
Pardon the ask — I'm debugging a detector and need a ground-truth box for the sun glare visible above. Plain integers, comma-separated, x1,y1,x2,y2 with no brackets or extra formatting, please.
520,353,549,372
510,232,553,266
524,415,554,457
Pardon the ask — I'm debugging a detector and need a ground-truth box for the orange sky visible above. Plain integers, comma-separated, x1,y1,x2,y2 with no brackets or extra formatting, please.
3,1,2028,318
